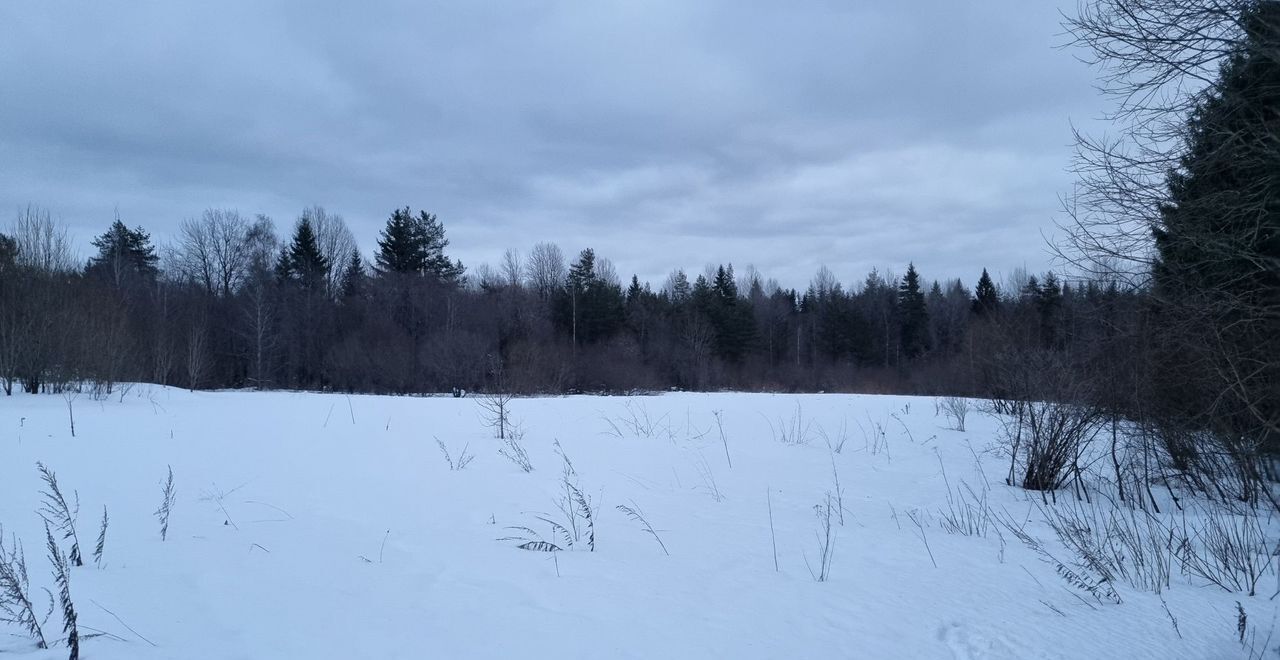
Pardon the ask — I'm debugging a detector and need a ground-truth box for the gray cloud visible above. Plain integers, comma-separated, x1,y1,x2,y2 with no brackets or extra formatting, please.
0,0,1102,289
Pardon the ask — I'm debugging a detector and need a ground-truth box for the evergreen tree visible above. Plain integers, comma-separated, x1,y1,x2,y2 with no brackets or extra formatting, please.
374,208,423,274
0,233,16,278
1021,275,1041,302
554,248,625,345
704,264,754,361
667,269,691,303
1153,2,1280,447
626,275,643,305
1035,272,1064,348
897,263,929,359
972,268,999,315
340,249,366,300
374,207,465,283
86,219,160,287
278,217,329,292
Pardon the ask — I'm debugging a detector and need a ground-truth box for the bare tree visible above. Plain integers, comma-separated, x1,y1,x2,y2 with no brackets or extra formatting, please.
500,248,523,289
11,205,75,273
186,323,207,391
302,206,356,297
471,263,502,291
175,209,251,296
810,265,839,298
525,242,565,300
243,214,279,272
595,256,620,288
1057,0,1263,283
240,275,276,390
477,391,515,440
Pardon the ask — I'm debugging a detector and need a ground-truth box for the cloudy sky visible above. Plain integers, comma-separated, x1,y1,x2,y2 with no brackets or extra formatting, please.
0,1,1103,290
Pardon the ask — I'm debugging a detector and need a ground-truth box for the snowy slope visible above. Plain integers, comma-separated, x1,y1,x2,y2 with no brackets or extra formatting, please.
0,388,1273,659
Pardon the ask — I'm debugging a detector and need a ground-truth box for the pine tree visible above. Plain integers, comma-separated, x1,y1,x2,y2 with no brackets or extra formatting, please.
86,219,159,287
972,268,999,315
897,263,929,359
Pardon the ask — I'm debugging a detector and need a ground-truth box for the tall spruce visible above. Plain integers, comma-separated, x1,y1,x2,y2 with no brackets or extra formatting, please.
897,263,929,359
374,207,465,283
972,268,999,315
705,264,755,361
276,217,329,292
1153,2,1280,447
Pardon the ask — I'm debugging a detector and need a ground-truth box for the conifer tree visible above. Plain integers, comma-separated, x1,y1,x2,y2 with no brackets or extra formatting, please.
277,217,329,292
972,268,999,315
86,218,160,287
626,275,643,305
1152,2,1280,447
374,207,465,283
340,249,366,300
897,263,929,359
703,264,754,361
374,208,423,275
554,248,624,345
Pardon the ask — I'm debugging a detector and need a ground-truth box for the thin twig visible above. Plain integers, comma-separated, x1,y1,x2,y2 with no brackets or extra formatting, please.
90,600,157,647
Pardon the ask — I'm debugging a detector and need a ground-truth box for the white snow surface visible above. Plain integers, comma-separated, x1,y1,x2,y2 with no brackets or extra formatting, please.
0,387,1273,659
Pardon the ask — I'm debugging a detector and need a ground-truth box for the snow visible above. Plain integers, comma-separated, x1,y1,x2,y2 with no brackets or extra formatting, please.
0,387,1274,659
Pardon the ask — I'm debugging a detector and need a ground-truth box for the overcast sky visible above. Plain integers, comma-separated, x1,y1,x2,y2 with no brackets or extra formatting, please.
0,1,1103,290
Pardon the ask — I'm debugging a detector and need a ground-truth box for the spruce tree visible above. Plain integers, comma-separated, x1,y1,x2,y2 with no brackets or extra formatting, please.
340,249,366,299
374,207,465,283
374,207,423,274
1153,2,1280,448
705,264,754,361
554,248,624,345
972,268,999,315
280,217,329,292
1036,272,1063,348
626,275,643,305
897,263,929,359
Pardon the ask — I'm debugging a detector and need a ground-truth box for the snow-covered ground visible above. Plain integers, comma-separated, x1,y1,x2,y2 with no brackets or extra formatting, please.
0,387,1274,659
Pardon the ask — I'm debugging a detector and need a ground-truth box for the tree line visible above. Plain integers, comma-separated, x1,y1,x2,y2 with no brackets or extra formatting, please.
0,201,1131,398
